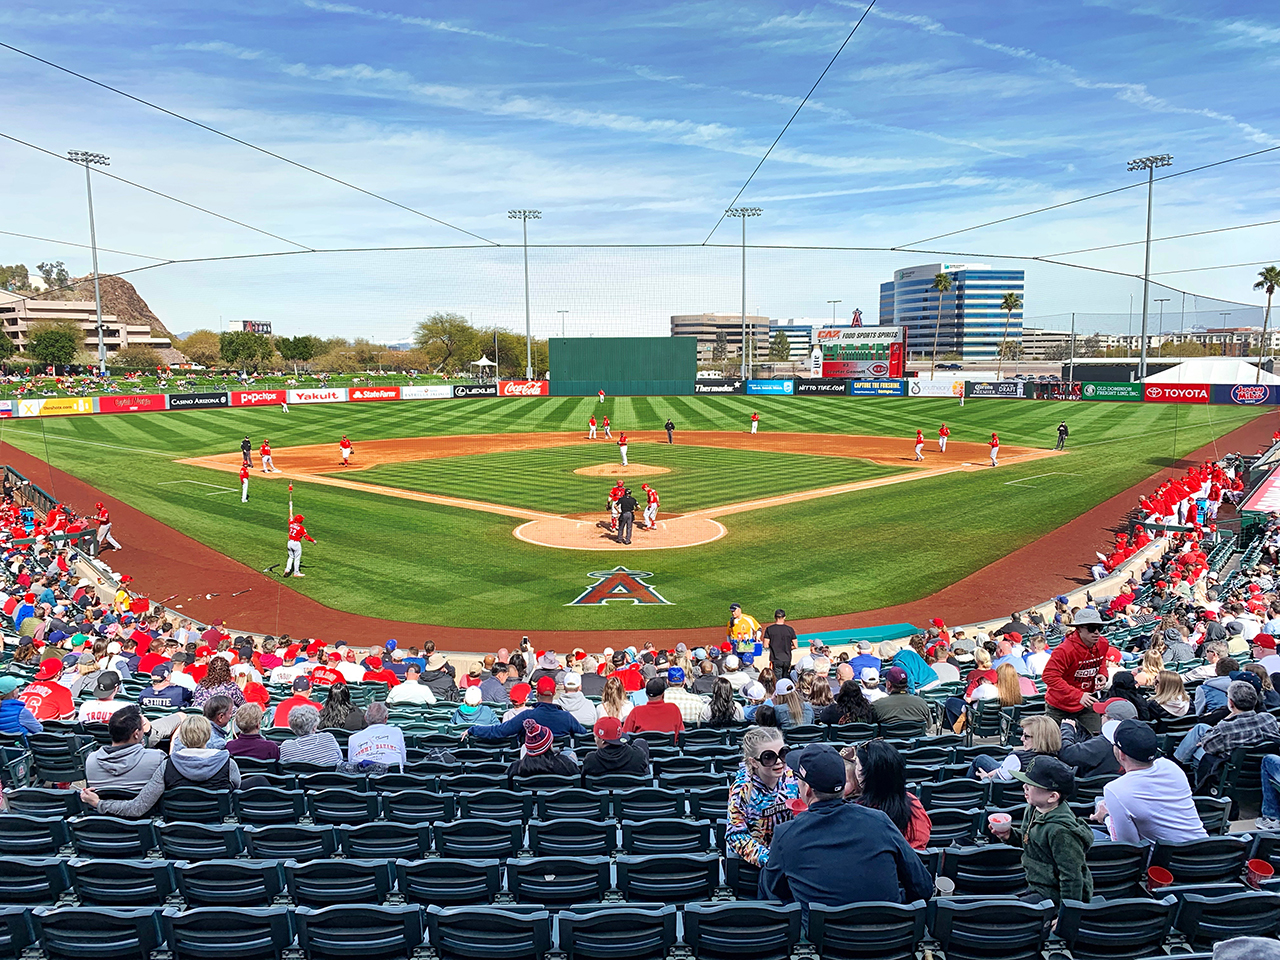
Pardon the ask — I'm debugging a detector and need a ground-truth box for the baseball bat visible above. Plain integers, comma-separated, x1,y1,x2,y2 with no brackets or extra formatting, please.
231,588,252,597
158,594,178,604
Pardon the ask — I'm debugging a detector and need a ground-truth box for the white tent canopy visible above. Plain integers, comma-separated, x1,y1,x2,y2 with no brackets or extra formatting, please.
470,356,497,367
1143,357,1280,385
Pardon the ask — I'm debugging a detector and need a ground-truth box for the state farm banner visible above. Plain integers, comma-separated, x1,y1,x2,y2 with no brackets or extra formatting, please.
907,378,964,398
1143,383,1209,404
232,389,287,407
498,380,550,397
453,384,498,398
400,384,454,400
1211,384,1280,406
287,388,348,404
349,386,401,402
97,394,165,414
19,397,94,417
167,392,229,410
815,327,906,378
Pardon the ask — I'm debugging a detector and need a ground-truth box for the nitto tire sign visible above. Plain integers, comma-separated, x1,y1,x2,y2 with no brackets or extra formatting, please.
453,384,498,398
794,379,848,396
694,379,742,394
167,392,229,409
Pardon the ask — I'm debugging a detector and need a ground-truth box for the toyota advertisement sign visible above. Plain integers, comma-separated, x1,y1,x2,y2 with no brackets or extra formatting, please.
1143,384,1209,404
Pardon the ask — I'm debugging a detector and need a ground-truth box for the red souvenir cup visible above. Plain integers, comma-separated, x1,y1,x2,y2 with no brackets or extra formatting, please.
1145,866,1174,892
1248,859,1275,889
786,798,808,815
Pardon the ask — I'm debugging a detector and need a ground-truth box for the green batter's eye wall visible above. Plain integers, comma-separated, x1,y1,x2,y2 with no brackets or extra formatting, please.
548,336,697,396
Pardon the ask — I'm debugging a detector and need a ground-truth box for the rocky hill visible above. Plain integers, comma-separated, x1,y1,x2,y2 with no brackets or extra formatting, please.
66,274,177,341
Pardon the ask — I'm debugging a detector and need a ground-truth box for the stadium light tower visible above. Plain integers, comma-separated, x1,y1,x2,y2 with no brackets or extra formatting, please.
725,207,762,380
1127,153,1173,380
557,310,568,337
827,299,842,325
508,209,541,379
68,149,110,374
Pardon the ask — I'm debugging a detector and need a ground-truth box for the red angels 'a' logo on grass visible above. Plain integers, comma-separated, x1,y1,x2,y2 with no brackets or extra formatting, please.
568,566,672,606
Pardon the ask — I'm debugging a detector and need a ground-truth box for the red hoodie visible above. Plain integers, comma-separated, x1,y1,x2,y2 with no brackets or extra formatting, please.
1041,629,1112,713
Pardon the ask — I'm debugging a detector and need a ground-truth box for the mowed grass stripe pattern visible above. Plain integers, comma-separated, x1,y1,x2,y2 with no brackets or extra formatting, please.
337,443,904,515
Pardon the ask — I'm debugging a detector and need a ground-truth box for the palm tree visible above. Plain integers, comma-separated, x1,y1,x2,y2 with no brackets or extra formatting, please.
928,272,953,379
996,291,1023,380
1255,266,1280,384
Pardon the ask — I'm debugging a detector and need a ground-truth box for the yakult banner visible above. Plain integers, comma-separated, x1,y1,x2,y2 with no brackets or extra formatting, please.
793,378,848,396
231,389,286,407
98,394,166,414
815,327,906,379
498,380,551,397
167,392,229,410
849,379,905,396
349,386,401,402
907,379,964,398
1143,383,1209,404
287,388,348,404
744,379,794,396
452,383,498,398
1211,384,1280,406
400,384,454,400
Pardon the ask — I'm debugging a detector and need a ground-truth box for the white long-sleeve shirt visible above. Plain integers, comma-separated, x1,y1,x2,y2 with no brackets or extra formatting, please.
1102,758,1208,845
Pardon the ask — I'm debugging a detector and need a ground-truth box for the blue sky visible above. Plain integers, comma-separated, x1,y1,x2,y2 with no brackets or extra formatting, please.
1,0,1277,339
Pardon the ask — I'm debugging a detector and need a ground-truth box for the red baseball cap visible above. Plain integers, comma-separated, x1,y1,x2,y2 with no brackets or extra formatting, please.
195,646,214,658
509,682,532,704
535,676,557,696
593,717,625,742
306,640,325,657
931,617,945,628
327,652,343,662
365,656,383,670
35,658,63,681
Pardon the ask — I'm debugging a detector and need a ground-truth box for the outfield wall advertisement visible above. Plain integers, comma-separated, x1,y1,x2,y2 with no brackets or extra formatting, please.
401,384,454,400
99,394,166,413
814,327,906,379
694,379,742,394
287,388,348,404
966,381,1027,399
1082,382,1143,402
849,380,905,396
1143,384,1209,404
793,378,848,395
1211,384,1280,405
349,387,401,402
231,390,286,407
744,379,794,395
167,392,229,410
452,384,497,398
497,380,550,397
907,379,964,398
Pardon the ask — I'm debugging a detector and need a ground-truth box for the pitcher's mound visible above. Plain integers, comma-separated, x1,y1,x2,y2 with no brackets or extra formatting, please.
573,463,671,477
514,515,725,550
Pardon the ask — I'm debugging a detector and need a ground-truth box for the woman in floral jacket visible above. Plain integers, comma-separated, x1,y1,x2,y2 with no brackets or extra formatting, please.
726,726,799,866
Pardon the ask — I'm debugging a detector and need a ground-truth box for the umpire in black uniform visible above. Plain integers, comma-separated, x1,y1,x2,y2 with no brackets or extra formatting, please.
617,488,638,544
665,418,675,444
241,436,253,466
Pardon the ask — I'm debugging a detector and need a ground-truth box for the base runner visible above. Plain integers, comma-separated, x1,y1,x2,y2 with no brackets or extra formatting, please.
588,415,597,439
989,432,1000,467
339,435,353,466
240,464,250,503
618,432,629,466
938,423,950,452
914,429,925,461
94,501,122,551
607,480,625,531
261,439,280,473
642,482,659,530
284,514,316,577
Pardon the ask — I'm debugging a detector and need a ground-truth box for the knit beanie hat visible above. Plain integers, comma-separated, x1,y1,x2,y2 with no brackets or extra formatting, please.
523,718,553,756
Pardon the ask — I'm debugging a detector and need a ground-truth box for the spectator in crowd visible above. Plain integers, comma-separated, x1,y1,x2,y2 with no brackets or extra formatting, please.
758,743,933,924
623,677,686,734
420,652,458,701
726,726,799,867
1193,656,1239,715
968,715,1061,781
233,663,270,710
348,702,407,768
84,704,165,793
1185,641,1229,681
596,675,633,723
18,658,75,721
316,682,367,731
1042,608,1111,734
848,641,880,679
226,703,280,762
554,672,597,727
871,666,932,730
451,686,498,725
1145,670,1191,718
506,718,578,786
361,655,399,688
771,678,814,729
1098,671,1155,721
661,667,708,725
820,680,874,726
193,656,245,709
1091,719,1208,844
581,717,650,780
279,705,343,766
202,696,234,750
1057,701,1132,778
699,677,745,726
889,643,940,692
1175,680,1280,766
385,664,437,705
1245,663,1280,709
842,739,931,850
1160,627,1197,665
859,667,886,703
477,663,509,703
77,671,131,725
466,676,591,741
272,676,320,727
1025,635,1052,676
721,654,751,691
802,673,835,715
81,715,246,817
990,756,1094,907
691,660,718,696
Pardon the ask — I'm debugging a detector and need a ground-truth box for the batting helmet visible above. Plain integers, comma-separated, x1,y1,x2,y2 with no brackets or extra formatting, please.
95,502,103,509
294,514,304,522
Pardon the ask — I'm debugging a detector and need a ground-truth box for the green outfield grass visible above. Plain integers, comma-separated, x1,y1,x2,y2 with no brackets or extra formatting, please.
0,395,1261,629
337,443,905,515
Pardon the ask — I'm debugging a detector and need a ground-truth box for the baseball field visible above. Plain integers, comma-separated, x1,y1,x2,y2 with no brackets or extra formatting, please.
0,394,1264,632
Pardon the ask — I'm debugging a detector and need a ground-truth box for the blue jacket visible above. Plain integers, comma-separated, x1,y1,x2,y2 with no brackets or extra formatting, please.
467,701,590,741
0,697,43,736
758,798,933,925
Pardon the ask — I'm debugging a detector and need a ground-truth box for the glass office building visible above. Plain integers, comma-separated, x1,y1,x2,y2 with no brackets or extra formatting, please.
878,262,1024,360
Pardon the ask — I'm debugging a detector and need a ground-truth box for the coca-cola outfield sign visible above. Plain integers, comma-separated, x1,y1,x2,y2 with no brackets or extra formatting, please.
499,380,550,397
287,388,348,404
231,390,286,407
1143,383,1209,404
349,387,401,402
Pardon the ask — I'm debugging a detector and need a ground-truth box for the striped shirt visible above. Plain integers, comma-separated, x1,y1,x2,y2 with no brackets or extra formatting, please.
279,732,342,766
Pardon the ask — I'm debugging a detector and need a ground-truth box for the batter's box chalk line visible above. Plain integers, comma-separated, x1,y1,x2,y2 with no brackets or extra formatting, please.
1004,472,1083,488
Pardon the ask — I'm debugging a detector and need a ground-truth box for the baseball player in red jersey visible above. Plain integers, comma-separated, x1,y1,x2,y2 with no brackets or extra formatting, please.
260,439,280,473
588,415,597,440
240,464,250,502
608,480,625,531
750,411,760,434
989,432,1000,467
938,423,950,453
339,435,353,466
642,483,659,530
603,416,612,440
914,429,925,461
94,501,122,551
617,432,629,466
284,514,316,577
598,389,605,403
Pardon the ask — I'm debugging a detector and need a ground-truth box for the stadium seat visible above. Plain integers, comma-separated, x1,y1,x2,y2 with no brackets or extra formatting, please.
581,773,650,790
1150,835,1250,885
1069,775,1115,804
1174,890,1280,948
380,789,456,823
174,860,286,908
295,904,426,960
227,756,278,777
457,790,533,822
306,788,380,826
535,788,611,821
1086,841,1151,900
615,853,720,904
612,787,686,821
723,851,761,899
2,857,70,906
682,728,731,746
506,856,612,907
528,819,616,857
339,823,433,860
433,819,524,860
878,718,930,740
1194,796,1232,835
917,779,990,811
298,772,368,793
620,819,713,855
0,906,35,959
159,787,232,822
826,722,877,741
658,772,725,790
232,787,307,826
682,901,801,960
511,773,580,792
937,845,1027,896
28,733,92,784
927,897,1054,960
31,905,164,960
782,724,828,744
4,787,83,818
1054,895,1178,960
369,773,436,792
243,825,338,861
425,905,551,960
162,906,294,960
69,858,176,906
159,823,245,861
557,903,677,960
395,858,502,908
922,808,982,847
68,816,159,859
440,773,507,792
687,786,730,822
806,900,927,960
284,859,395,907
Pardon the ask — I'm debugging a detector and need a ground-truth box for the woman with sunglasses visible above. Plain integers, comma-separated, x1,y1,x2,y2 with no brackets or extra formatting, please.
726,726,800,867
842,739,931,850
